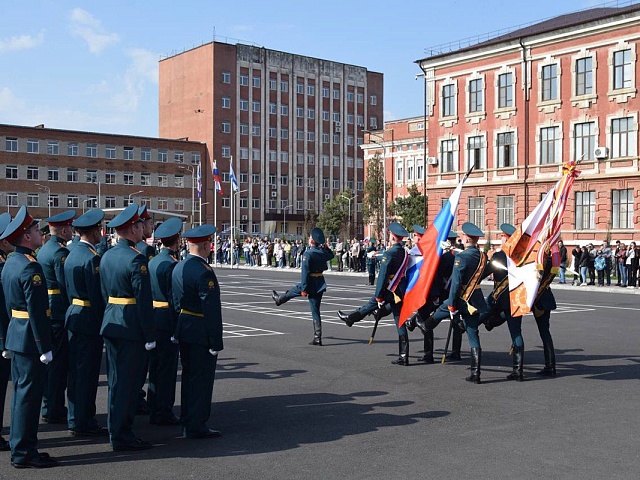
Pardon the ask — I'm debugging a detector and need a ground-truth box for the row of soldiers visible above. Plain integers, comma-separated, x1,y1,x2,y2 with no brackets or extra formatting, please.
336,221,557,384
0,203,223,469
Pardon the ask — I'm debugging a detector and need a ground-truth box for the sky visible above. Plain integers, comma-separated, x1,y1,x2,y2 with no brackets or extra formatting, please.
0,0,609,138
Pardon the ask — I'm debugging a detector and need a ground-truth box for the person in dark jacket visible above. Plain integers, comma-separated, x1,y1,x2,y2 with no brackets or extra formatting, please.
571,245,582,286
0,213,13,452
534,253,558,376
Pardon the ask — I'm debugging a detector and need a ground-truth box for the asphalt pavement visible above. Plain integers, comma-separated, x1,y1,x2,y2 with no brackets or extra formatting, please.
0,264,638,479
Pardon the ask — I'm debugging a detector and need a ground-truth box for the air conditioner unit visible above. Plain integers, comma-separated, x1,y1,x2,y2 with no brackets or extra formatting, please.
427,157,438,165
324,193,331,200
335,125,341,133
271,184,277,190
241,215,248,221
271,191,277,198
594,146,609,160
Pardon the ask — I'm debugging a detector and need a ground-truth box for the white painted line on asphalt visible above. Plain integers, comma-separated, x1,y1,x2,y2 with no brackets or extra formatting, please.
558,302,637,311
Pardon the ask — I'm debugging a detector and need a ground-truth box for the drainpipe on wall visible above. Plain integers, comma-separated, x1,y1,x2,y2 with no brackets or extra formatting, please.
519,38,530,216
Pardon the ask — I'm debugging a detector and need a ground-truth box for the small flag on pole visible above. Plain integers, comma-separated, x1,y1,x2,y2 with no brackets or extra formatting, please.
230,164,239,193
212,161,224,195
196,163,202,199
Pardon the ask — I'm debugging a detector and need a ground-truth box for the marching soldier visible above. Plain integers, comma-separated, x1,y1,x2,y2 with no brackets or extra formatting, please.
534,252,558,377
0,213,13,452
271,227,335,346
338,222,410,365
37,209,75,424
431,222,489,383
100,203,156,451
147,218,182,425
64,209,109,436
483,224,525,381
1,206,57,468
172,224,223,439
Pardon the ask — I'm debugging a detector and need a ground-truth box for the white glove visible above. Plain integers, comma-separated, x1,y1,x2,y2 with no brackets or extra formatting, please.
40,351,53,364
145,341,156,351
2,350,11,359
209,349,218,356
377,301,385,309
170,336,178,344
448,308,459,318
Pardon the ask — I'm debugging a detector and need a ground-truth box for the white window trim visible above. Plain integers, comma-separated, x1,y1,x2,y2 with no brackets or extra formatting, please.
465,72,486,123
571,48,598,108
494,66,517,119
537,57,562,113
608,40,637,103
464,131,487,170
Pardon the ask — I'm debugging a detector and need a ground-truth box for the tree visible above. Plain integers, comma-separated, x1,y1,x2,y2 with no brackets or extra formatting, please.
389,184,427,231
362,153,387,241
317,190,352,239
302,209,318,240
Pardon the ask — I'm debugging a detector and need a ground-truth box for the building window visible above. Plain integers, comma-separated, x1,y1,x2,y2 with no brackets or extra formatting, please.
280,152,288,163
239,74,249,86
497,195,514,225
27,139,39,154
252,76,260,88
308,132,315,142
124,172,134,185
575,57,593,96
468,196,485,227
252,101,260,112
333,89,340,99
396,160,403,182
611,117,635,158
296,107,304,118
174,175,184,188
369,117,378,129
222,71,231,84
141,148,151,161
575,191,596,230
406,161,414,181
498,73,513,108
239,147,249,160
469,78,483,112
221,122,231,133
222,97,231,108
239,123,249,135
48,168,59,181
539,126,559,165
574,122,595,161
281,129,289,139
239,99,249,111
105,196,116,208
5,138,18,152
497,132,515,168
613,49,632,90
27,193,39,207
322,87,329,98
239,197,248,209
27,166,39,180
333,134,340,144
174,151,184,163
416,162,424,181
47,141,59,155
296,177,304,187
158,149,168,162
175,199,184,211
612,189,634,229
86,169,97,183
49,194,59,208
158,199,168,210
280,104,288,116
6,193,18,207
67,168,78,182
105,172,116,184
296,83,304,94
307,154,315,165
442,84,455,117
141,173,151,186
308,85,315,96
68,142,78,156
441,139,456,173
106,146,116,159
67,194,79,208
124,147,134,160
541,64,558,101
86,143,97,158
269,79,277,90
6,165,18,179
370,94,377,105
251,149,260,161
307,108,315,119
467,136,485,169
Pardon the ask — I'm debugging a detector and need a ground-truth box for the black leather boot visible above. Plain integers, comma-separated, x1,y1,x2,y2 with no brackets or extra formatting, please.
447,329,462,361
391,333,409,366
506,346,524,381
536,340,556,377
420,329,434,364
337,309,363,327
484,311,507,331
373,303,392,321
271,290,286,306
465,347,481,384
309,320,322,346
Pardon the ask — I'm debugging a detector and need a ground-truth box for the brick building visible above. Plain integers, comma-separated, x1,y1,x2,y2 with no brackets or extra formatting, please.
159,41,384,238
372,5,640,247
0,123,206,226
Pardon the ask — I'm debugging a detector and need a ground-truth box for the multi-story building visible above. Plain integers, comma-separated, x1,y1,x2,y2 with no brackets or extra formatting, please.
159,41,384,238
0,123,207,225
408,4,640,246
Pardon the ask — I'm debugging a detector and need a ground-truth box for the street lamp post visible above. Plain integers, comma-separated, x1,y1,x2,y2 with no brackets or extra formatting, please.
281,202,293,239
82,198,95,214
339,193,353,239
35,183,51,218
128,190,144,205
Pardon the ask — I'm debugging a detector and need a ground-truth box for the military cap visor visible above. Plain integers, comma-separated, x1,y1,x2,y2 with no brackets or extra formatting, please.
447,230,458,240
155,217,183,240
389,222,409,238
0,206,38,244
461,222,484,237
310,227,325,244
108,203,142,230
138,205,152,220
183,224,216,243
45,209,76,226
0,212,11,237
499,223,516,236
412,224,426,236
73,209,105,229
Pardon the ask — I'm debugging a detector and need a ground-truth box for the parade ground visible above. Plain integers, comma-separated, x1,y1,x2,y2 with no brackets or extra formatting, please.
0,267,638,479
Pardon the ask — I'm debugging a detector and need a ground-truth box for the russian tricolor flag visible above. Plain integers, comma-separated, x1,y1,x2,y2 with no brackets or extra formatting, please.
212,161,224,195
399,167,472,326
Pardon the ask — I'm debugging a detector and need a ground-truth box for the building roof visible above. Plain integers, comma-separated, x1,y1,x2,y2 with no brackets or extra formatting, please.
417,4,640,63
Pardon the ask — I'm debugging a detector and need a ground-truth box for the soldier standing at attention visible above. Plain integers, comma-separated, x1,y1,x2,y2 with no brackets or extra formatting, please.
338,222,410,365
271,227,335,346
431,222,489,384
172,224,223,439
1,206,57,468
0,213,13,452
147,218,182,426
37,209,75,425
64,209,109,436
534,252,558,377
365,239,378,286
483,224,525,381
100,204,156,451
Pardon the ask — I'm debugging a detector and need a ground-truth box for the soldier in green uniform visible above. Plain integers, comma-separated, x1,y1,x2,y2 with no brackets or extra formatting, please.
64,209,109,436
338,222,410,365
172,224,223,439
148,218,182,425
100,203,156,451
1,206,58,468
271,227,335,346
0,213,13,452
483,224,525,381
37,209,75,424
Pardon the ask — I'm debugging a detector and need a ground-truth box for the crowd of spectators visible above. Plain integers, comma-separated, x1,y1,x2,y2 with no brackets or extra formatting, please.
569,240,640,288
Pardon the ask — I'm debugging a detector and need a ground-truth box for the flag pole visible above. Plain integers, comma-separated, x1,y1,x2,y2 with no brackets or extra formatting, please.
230,156,234,269
214,163,218,265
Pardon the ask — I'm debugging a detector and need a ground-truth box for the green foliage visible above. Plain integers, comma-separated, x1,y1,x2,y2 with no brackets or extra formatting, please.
389,184,427,232
317,190,353,239
362,153,386,240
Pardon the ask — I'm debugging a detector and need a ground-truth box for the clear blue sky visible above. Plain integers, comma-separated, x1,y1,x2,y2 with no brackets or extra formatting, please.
0,0,603,138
